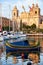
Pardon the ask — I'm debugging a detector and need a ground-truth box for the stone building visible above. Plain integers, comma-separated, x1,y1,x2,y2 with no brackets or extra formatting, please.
0,17,12,31
12,4,41,29
2,17,12,27
12,6,20,31
12,4,43,29
0,4,43,31
39,16,43,29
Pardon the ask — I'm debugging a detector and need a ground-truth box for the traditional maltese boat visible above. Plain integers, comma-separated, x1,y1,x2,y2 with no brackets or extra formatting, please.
5,36,40,58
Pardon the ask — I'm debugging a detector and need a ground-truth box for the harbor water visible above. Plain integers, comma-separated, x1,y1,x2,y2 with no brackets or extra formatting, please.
0,37,43,65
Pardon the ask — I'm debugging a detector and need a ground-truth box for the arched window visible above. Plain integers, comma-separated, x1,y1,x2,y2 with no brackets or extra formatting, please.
14,13,15,16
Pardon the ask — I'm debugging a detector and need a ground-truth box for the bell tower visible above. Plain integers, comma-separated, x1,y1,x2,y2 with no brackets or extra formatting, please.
33,4,40,17
12,6,19,32
12,6,18,21
29,4,40,28
33,4,40,28
29,4,40,17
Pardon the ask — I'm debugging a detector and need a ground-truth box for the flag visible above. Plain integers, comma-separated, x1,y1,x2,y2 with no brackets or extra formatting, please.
29,6,33,11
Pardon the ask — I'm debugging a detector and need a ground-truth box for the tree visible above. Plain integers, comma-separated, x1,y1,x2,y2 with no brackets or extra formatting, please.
31,24,36,30
20,20,22,31
2,26,12,31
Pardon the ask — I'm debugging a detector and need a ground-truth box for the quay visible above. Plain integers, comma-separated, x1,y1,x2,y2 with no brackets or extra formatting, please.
27,33,43,52
27,33,43,38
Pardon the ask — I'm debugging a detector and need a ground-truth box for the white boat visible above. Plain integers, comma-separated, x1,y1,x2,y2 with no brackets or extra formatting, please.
7,32,15,39
0,36,4,41
7,31,26,38
3,31,27,40
3,31,7,36
0,32,4,41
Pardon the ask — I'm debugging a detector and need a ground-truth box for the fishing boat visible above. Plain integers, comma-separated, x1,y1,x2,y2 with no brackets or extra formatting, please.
5,36,40,58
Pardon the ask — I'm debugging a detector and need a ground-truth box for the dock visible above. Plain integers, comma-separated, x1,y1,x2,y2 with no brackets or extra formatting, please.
27,33,43,38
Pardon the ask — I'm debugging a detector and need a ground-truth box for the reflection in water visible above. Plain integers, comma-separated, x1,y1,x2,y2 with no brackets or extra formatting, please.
0,37,43,65
5,37,40,64
40,38,43,53
0,41,6,65
28,53,40,63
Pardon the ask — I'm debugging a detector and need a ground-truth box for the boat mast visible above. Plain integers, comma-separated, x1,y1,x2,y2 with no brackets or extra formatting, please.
0,3,2,31
13,20,14,32
9,5,11,32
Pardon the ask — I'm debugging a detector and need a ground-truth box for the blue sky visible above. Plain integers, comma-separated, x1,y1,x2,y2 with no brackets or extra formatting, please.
0,0,43,19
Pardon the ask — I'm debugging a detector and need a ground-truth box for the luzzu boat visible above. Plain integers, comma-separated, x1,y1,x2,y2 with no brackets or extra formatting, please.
5,36,40,58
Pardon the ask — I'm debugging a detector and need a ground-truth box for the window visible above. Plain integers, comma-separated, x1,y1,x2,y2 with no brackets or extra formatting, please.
14,13,15,16
35,11,37,14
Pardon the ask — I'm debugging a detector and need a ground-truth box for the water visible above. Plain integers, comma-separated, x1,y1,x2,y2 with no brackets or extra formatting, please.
0,53,43,65
0,37,43,65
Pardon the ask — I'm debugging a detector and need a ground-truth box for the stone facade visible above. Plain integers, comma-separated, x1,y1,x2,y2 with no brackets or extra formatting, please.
39,16,43,29
0,17,12,27
0,4,43,31
12,4,42,29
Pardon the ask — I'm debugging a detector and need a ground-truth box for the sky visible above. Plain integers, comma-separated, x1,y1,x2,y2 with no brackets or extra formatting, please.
0,0,43,19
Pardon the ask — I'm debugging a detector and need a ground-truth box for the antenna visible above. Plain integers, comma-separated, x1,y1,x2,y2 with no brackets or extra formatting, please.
9,5,11,32
12,9,14,32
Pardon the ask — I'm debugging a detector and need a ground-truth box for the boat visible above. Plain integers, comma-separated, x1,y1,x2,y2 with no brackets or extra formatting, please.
3,31,8,36
0,32,4,41
3,32,16,40
0,36,4,41
5,36,40,58
4,31,27,40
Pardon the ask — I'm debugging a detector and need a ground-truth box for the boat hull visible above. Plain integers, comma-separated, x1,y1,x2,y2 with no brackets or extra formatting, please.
6,45,40,54
5,40,40,58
